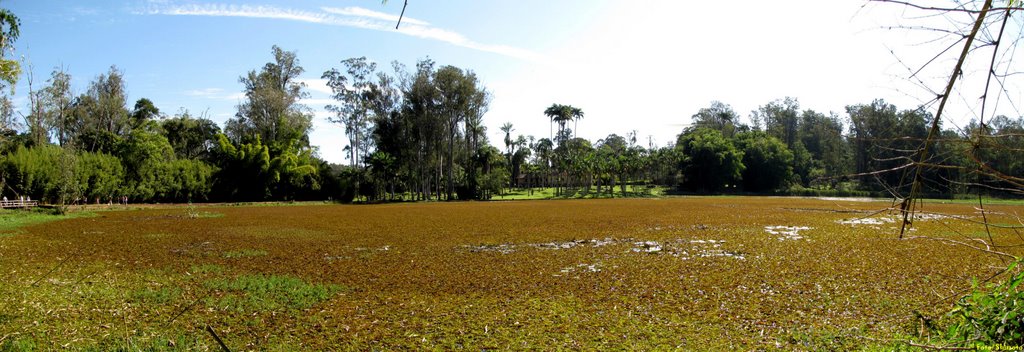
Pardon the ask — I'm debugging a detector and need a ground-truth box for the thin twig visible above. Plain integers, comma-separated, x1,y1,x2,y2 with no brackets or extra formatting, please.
206,325,231,352
904,235,1016,260
901,0,994,239
395,0,408,29
30,250,79,287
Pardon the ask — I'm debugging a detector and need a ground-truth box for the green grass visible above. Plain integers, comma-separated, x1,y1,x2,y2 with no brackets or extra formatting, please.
188,211,224,219
130,287,182,305
222,249,267,258
4,198,1022,349
0,208,96,236
1,331,215,351
923,197,1024,206
495,185,667,200
190,264,225,275
204,274,342,312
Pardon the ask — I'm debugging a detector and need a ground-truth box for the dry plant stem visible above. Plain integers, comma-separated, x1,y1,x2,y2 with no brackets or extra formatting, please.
855,334,975,351
30,250,79,287
903,235,1014,260
900,0,994,239
979,194,994,244
978,7,1014,125
907,340,976,350
395,0,408,29
873,0,1023,14
206,325,231,352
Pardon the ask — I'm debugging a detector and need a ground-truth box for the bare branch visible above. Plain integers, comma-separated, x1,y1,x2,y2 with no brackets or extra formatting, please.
900,0,994,239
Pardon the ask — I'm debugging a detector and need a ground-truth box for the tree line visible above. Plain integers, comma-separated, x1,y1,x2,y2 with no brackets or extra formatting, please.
3,47,1022,205
498,97,1022,199
0,43,511,205
0,6,1020,204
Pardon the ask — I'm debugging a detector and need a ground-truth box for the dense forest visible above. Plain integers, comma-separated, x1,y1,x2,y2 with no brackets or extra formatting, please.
0,14,1020,206
0,43,1022,205
1,43,1022,205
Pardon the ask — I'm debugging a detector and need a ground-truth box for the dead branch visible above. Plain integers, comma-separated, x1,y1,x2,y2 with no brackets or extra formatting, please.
901,0,994,238
904,235,1016,260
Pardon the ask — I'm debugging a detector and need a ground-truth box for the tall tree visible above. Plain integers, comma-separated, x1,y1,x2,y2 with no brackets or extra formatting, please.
401,58,443,200
23,66,46,146
735,131,794,192
43,67,73,146
89,66,130,136
692,101,739,138
571,106,584,139
544,103,583,147
754,97,801,150
0,5,19,93
677,128,744,192
130,98,160,131
799,109,848,184
229,46,312,146
161,111,221,161
324,57,377,167
434,65,487,200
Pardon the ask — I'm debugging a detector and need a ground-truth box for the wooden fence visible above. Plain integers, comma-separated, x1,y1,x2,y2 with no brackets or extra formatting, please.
0,200,39,208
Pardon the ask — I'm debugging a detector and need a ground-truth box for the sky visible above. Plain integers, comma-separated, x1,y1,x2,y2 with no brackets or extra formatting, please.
5,0,1014,164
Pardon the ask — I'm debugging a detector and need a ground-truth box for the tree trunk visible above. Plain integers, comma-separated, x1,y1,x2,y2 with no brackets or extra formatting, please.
447,120,456,201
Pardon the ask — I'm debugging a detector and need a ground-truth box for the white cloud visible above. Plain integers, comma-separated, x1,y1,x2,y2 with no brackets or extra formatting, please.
184,87,225,98
142,4,545,63
184,87,245,101
297,78,333,95
321,6,429,26
299,98,336,107
149,4,333,24
224,92,246,101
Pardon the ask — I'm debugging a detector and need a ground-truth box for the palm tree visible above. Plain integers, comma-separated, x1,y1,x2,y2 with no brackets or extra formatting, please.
570,106,584,139
544,103,564,143
544,103,584,146
500,122,514,165
501,122,514,150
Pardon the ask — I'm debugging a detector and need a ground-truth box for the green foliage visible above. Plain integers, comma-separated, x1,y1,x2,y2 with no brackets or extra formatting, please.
691,101,739,138
160,111,221,161
677,128,744,192
269,139,320,200
0,337,37,352
846,100,931,192
76,151,122,203
948,259,1024,345
129,98,159,130
223,249,268,258
130,286,182,305
212,133,272,201
69,66,131,148
0,7,19,92
754,97,801,148
118,128,192,201
204,274,342,312
323,56,376,167
735,131,793,192
0,208,95,236
1,144,64,201
228,45,312,146
544,103,584,146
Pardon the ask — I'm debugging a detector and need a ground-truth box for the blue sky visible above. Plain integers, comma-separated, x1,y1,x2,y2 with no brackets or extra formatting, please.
5,0,1004,163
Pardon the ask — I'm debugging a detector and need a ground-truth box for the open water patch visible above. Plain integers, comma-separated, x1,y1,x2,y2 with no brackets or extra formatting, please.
460,237,745,260
837,212,952,229
630,239,744,260
763,226,812,241
461,237,623,254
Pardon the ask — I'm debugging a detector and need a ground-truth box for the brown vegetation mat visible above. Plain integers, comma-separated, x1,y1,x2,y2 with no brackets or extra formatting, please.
1,197,1021,349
